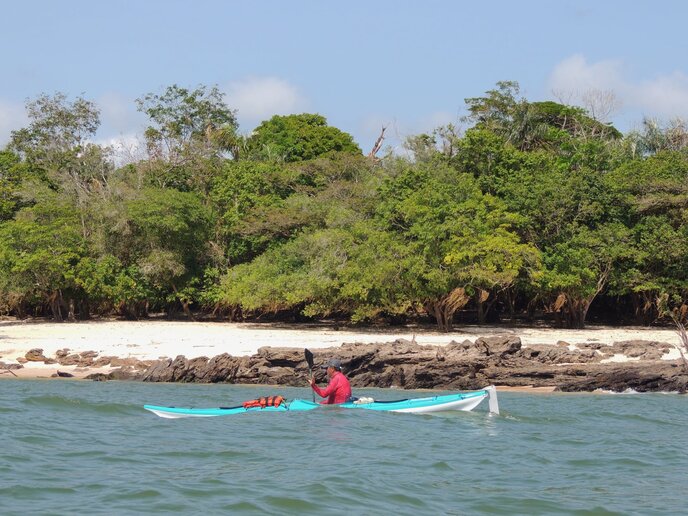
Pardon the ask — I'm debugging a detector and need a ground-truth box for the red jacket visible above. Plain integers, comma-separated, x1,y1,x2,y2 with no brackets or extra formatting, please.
311,371,352,404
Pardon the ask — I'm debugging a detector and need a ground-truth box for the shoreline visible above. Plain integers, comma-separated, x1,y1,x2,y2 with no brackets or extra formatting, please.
1,319,685,390
0,370,560,393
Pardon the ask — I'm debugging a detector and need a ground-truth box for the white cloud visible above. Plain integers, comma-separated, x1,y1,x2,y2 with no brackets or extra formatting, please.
224,77,309,130
549,54,625,94
0,100,28,147
548,54,688,122
634,72,688,119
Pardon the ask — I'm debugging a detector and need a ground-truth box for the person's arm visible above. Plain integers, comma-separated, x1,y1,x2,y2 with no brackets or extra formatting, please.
311,375,339,398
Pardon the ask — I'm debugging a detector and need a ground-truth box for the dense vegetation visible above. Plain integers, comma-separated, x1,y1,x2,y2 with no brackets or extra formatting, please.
1,81,687,330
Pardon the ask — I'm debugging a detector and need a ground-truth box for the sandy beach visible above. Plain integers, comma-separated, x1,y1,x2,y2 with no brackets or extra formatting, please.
0,318,684,380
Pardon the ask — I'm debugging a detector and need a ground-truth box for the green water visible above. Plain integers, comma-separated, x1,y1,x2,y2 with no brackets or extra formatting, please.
1,380,686,515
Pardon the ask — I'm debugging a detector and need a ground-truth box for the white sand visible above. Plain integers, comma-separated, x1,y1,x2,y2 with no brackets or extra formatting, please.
0,319,684,378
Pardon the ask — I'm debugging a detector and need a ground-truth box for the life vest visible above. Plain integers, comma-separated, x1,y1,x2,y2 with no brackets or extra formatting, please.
242,395,284,409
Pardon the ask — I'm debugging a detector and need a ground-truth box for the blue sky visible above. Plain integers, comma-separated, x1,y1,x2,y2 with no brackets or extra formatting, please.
2,0,688,155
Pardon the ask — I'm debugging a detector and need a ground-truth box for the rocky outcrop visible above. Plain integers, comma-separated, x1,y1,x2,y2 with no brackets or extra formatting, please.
10,335,686,392
25,348,48,362
9,348,155,380
139,336,688,393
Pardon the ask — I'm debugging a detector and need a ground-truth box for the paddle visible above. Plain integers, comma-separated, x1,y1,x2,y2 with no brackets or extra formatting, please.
304,348,315,402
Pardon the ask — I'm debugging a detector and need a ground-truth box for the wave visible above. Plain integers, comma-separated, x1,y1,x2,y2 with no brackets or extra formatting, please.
23,395,138,416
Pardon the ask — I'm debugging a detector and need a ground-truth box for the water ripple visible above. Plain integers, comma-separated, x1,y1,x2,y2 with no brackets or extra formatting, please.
0,382,686,514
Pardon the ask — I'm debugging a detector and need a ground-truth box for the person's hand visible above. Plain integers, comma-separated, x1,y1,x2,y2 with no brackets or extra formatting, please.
308,375,315,386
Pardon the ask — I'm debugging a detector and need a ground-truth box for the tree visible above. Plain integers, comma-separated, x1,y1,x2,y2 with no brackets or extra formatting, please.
0,197,88,320
605,151,688,322
540,224,634,328
0,151,22,221
246,114,361,162
137,84,238,158
209,160,295,263
464,81,621,151
118,188,213,318
627,118,688,156
10,93,102,185
8,93,113,236
376,160,540,330
136,84,238,194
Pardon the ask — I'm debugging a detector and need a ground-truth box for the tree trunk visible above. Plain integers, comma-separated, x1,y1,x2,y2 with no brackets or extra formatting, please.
79,299,91,320
67,298,76,322
475,289,490,324
424,287,471,332
48,291,64,321
181,300,195,321
171,284,195,321
503,287,516,319
556,293,596,329
555,264,610,329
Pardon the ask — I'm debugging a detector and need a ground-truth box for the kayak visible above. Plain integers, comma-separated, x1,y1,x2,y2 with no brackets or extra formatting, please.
144,386,499,419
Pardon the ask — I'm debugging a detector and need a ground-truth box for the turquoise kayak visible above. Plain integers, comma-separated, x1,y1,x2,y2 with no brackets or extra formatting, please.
143,386,499,418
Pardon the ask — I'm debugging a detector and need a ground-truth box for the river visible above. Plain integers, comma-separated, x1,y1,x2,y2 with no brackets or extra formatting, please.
1,380,686,514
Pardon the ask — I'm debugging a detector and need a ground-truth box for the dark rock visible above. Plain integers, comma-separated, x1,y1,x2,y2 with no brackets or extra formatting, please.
109,357,140,368
58,354,81,366
25,348,47,362
135,336,688,393
85,367,141,381
93,357,114,367
86,373,109,381
557,362,688,393
474,335,521,356
608,340,672,361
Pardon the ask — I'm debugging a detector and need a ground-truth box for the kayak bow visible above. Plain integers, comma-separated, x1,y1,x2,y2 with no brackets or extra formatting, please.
144,386,499,419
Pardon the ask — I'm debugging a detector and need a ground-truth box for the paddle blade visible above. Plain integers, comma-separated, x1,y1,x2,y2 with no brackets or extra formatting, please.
304,348,314,369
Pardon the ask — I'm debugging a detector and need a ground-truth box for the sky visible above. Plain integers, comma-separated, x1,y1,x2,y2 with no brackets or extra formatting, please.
2,0,688,156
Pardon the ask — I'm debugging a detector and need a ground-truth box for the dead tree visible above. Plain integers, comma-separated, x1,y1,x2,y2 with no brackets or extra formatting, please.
368,126,387,158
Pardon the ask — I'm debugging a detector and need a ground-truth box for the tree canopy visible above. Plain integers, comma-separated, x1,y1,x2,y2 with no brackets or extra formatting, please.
1,81,687,330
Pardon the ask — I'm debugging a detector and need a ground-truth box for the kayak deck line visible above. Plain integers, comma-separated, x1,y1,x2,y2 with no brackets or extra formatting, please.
144,386,499,419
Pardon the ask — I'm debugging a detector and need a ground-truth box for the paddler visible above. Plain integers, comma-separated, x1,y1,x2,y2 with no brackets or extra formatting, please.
308,358,352,404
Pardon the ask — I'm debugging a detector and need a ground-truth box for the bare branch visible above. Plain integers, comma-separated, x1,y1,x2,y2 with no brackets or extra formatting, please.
581,89,620,123
368,125,387,158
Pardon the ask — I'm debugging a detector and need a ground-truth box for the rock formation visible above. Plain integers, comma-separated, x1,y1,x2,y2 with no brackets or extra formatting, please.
139,335,688,393
8,335,687,392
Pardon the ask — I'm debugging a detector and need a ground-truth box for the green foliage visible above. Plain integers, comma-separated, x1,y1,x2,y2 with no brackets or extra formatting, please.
375,160,540,328
218,224,416,322
3,81,688,328
540,223,635,327
0,151,22,221
246,114,361,162
530,101,622,140
136,84,238,195
0,198,87,315
464,81,621,151
219,229,352,313
122,188,212,282
137,84,237,156
607,150,688,224
9,93,101,185
210,160,294,262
